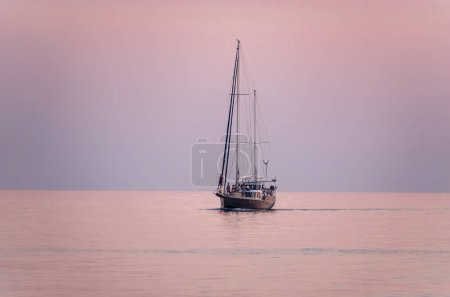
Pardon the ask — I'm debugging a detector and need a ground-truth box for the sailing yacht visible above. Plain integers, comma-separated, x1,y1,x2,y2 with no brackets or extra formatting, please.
214,40,277,210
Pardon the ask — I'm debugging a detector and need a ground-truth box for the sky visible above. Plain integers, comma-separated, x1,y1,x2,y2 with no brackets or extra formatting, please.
0,1,449,192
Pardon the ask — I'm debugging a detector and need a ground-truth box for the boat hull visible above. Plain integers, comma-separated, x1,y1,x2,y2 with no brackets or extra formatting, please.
215,192,276,210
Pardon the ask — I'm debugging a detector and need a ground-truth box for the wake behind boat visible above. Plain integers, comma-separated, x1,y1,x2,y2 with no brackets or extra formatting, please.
214,40,277,210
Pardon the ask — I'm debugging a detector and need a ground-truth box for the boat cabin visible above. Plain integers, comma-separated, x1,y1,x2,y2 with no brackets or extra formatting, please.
221,176,276,199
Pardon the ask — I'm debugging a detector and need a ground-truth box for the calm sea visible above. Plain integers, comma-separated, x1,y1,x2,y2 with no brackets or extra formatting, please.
1,191,450,297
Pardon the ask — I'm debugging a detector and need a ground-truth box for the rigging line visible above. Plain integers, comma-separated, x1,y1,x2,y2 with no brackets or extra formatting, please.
239,44,272,176
234,40,241,184
236,88,253,177
227,44,240,94
240,47,257,152
256,93,270,143
224,90,236,185
257,119,265,161
244,52,270,171
238,51,253,155
240,48,255,95
248,94,255,143
256,98,270,162
223,43,240,188
243,92,253,142
228,150,236,181
241,45,268,163
242,99,258,173
256,93,269,139
241,48,255,126
225,65,237,181
221,79,236,180
224,100,234,185
223,48,241,179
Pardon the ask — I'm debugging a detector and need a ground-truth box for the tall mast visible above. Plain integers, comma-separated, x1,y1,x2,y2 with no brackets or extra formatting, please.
220,40,239,190
235,40,240,184
253,89,257,179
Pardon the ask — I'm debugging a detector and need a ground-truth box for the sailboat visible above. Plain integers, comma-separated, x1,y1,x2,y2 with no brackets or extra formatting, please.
214,40,277,210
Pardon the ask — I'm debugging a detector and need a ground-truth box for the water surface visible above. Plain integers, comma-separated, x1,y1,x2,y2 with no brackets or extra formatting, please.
1,191,450,296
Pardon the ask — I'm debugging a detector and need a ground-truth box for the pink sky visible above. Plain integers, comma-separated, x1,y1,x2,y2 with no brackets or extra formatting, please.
0,1,449,191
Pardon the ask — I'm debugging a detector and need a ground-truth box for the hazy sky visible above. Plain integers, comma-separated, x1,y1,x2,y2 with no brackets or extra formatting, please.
1,1,449,192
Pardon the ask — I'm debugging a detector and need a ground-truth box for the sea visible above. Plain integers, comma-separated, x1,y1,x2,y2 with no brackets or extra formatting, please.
1,191,450,297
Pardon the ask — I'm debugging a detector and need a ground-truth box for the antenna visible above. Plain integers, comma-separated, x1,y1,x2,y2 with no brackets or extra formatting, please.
263,159,269,179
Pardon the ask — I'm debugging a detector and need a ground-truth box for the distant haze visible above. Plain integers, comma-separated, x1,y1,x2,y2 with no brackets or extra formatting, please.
1,1,449,192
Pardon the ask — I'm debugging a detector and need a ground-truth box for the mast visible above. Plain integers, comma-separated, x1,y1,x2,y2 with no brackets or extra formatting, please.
220,40,239,190
235,40,240,184
253,90,257,179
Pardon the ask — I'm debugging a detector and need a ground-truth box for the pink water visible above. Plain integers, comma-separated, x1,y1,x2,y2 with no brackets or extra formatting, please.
1,191,450,296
